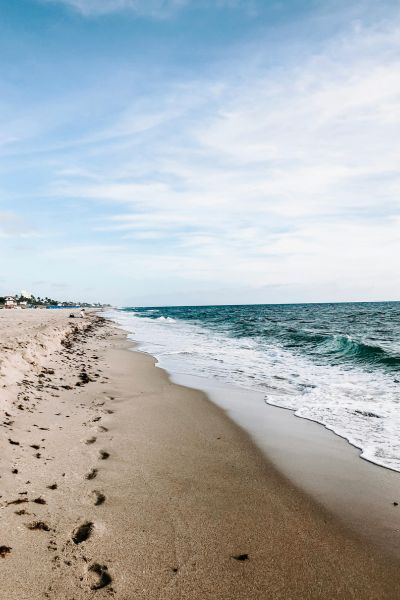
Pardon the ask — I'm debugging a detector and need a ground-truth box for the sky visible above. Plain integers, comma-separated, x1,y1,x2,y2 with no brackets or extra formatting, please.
0,0,399,306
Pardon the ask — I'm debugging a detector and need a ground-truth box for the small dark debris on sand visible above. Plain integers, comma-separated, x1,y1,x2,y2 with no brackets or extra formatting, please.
99,450,110,460
33,497,46,505
7,498,28,506
393,501,398,506
8,439,20,445
76,371,91,386
30,444,40,450
0,546,12,558
26,521,50,531
232,553,249,562
42,368,54,375
72,521,93,544
85,437,97,445
88,563,112,590
47,483,58,490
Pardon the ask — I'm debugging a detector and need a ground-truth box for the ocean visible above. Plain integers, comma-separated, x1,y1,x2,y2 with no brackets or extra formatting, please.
107,302,400,472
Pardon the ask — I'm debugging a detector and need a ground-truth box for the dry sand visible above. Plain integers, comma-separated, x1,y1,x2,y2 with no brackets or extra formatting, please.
0,309,399,599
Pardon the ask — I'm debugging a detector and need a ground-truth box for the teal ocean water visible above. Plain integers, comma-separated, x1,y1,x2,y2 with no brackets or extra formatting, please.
108,302,400,471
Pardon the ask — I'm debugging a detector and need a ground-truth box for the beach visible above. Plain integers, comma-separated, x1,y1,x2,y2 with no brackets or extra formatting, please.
0,310,400,599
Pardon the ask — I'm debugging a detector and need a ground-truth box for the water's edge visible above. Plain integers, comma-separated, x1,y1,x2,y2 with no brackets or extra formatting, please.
107,306,400,472
108,316,400,558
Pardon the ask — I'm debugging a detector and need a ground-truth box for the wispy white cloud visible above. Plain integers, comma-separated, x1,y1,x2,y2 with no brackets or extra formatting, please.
40,0,258,17
41,0,188,17
0,212,38,239
43,11,400,302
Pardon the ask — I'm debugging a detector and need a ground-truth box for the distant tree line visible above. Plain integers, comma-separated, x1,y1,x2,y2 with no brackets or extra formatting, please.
0,294,109,307
0,294,59,305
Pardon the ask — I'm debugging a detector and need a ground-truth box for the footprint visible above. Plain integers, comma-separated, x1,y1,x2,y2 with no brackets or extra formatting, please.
99,450,110,460
85,468,98,480
91,490,106,506
231,553,249,562
0,546,11,558
87,563,112,590
72,521,93,544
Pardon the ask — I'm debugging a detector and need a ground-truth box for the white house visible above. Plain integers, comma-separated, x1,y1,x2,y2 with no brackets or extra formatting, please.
5,296,17,308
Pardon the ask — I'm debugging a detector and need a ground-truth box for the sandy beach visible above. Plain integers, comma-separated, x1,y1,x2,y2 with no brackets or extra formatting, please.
0,310,399,600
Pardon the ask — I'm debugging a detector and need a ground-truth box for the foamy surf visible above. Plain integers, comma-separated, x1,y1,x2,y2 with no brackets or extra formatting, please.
106,303,400,472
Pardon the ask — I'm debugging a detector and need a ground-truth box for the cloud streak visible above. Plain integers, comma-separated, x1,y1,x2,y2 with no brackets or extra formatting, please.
41,0,258,17
42,0,188,17
0,211,38,239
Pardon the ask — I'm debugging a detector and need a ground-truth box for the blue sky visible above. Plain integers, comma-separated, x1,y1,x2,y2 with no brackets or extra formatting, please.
0,0,399,305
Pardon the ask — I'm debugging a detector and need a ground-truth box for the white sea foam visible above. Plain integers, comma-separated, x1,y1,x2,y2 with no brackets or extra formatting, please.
106,309,400,472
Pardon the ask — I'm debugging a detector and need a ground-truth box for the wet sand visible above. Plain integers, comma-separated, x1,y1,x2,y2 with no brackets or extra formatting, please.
0,310,400,599
170,373,400,558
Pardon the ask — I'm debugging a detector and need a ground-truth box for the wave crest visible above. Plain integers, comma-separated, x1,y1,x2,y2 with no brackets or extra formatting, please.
319,335,400,368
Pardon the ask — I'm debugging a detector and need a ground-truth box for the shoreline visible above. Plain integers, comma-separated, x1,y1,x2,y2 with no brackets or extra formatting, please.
108,314,400,559
0,310,400,598
109,307,400,474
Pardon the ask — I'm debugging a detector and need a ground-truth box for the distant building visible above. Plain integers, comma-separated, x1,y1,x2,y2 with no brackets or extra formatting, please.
5,296,17,308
